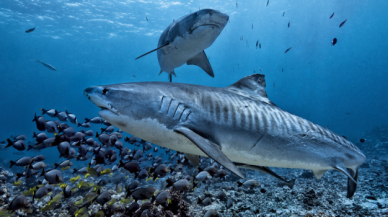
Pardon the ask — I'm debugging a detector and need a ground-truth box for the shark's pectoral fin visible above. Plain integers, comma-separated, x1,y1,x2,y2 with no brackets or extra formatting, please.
235,163,295,189
174,126,244,179
135,42,170,60
185,153,200,166
187,51,214,77
312,169,327,179
347,167,358,198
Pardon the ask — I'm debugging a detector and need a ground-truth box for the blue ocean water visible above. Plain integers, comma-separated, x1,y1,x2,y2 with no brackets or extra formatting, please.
1,0,387,143
0,0,387,215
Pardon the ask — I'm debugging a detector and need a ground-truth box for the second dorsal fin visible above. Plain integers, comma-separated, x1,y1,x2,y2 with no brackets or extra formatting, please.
225,74,275,105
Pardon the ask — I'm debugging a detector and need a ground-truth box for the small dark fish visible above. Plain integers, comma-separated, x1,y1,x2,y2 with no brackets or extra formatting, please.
252,23,253,29
288,22,290,28
131,73,136,77
339,19,347,28
36,59,57,71
273,82,275,87
360,138,365,143
256,40,258,49
332,38,337,46
282,68,284,72
330,13,334,19
259,43,261,49
25,27,35,33
285,47,292,53
266,0,269,6
283,11,285,17
236,1,238,8
146,17,148,21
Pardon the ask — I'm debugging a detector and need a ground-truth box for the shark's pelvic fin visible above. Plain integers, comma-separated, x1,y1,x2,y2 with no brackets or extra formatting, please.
347,167,358,198
186,51,214,77
135,42,170,60
312,169,327,179
185,153,200,167
235,163,295,189
225,74,276,106
174,126,244,179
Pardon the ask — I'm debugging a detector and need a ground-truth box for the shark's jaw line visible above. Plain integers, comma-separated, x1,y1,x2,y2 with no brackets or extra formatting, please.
189,24,220,34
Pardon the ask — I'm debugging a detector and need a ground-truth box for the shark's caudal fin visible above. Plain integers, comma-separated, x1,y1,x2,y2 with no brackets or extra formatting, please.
225,74,276,106
187,51,214,77
174,126,244,179
347,168,359,198
135,42,170,60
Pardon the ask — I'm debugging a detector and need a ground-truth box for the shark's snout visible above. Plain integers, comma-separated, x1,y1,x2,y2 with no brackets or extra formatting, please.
84,86,113,111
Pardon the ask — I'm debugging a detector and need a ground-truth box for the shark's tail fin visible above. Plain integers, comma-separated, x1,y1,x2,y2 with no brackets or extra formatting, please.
347,168,359,198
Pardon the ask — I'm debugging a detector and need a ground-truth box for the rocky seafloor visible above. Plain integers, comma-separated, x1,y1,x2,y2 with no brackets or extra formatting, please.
0,127,387,217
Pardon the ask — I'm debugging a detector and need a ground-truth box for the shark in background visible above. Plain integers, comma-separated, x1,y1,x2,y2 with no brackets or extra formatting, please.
84,74,366,198
135,9,229,82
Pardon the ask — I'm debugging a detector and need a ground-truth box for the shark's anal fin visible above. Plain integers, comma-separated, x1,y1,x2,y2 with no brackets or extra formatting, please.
135,42,170,60
174,126,244,179
185,153,200,167
235,163,295,189
187,51,214,77
347,168,358,198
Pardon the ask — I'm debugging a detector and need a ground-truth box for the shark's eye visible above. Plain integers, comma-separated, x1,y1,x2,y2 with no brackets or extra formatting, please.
196,12,199,16
102,88,108,95
209,12,213,16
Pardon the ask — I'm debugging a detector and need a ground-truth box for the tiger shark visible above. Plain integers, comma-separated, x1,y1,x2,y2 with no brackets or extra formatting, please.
135,9,229,82
84,74,366,198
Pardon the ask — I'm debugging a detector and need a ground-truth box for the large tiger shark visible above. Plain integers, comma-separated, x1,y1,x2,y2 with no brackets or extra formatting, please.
135,9,229,82
84,74,366,198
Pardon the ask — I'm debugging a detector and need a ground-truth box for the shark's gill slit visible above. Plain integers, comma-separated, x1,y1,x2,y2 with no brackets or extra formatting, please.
159,96,165,111
184,111,192,121
173,103,182,117
179,107,187,120
166,99,174,114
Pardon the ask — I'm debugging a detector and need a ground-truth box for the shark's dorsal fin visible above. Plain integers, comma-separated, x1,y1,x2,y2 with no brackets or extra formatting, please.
225,74,275,106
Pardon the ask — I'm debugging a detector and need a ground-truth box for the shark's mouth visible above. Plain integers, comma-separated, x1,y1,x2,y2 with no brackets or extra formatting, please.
98,103,118,115
189,24,220,34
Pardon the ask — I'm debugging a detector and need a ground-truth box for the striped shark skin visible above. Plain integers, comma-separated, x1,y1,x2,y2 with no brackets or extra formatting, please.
84,74,366,198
